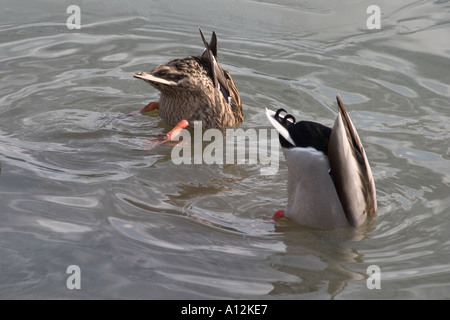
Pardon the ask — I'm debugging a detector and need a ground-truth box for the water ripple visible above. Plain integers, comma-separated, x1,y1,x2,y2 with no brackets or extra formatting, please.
1,0,449,299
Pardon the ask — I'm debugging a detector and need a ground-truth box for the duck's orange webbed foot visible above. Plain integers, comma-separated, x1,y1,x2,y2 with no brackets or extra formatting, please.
272,209,285,221
142,119,189,150
140,101,159,113
158,119,190,142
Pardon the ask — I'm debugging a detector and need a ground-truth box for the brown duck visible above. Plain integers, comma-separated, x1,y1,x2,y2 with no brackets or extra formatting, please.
134,28,243,140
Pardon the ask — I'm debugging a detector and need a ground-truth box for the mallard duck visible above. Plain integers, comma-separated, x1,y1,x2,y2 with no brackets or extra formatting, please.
133,28,243,141
266,94,377,229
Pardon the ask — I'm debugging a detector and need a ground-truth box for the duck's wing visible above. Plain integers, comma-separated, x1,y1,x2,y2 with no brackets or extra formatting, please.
328,94,377,227
198,28,241,111
199,29,226,90
208,30,218,58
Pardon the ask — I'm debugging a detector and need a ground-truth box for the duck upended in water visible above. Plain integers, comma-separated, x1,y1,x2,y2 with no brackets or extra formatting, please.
266,94,377,229
133,28,243,142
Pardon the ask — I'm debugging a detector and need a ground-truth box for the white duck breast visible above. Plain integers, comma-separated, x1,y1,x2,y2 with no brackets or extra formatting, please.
283,147,351,229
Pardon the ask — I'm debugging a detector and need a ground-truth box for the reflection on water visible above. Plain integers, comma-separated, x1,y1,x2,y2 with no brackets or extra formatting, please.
269,226,372,299
0,0,450,299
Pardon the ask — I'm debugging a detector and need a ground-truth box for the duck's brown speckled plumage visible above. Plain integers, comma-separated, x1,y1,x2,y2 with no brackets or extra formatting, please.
134,29,243,129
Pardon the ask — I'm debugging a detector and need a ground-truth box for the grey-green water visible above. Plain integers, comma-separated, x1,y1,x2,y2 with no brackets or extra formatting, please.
0,0,449,299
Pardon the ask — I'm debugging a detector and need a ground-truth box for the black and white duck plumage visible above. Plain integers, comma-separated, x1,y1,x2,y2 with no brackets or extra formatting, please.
266,94,377,229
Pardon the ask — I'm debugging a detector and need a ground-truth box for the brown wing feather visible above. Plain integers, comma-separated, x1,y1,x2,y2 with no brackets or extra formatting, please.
199,28,243,123
328,94,377,226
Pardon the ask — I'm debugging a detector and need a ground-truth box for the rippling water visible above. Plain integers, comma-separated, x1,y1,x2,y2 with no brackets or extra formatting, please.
1,0,449,299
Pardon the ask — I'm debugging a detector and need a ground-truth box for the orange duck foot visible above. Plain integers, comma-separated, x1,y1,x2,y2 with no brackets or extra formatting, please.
142,119,189,150
140,101,159,113
272,209,285,221
159,119,190,142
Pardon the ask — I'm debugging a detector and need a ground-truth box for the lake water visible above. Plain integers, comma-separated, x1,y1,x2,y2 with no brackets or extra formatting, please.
0,0,449,299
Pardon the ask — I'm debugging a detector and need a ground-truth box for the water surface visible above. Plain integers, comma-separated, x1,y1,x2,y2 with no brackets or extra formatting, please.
0,0,449,299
